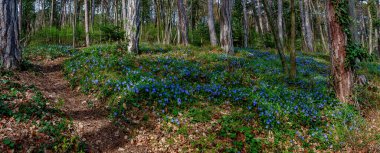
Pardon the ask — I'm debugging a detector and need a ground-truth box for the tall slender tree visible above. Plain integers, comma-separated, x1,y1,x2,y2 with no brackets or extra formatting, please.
0,0,21,70
348,0,359,42
84,0,90,47
207,0,218,46
290,0,296,80
177,0,189,46
277,0,284,45
327,0,353,103
126,0,141,53
263,0,288,73
242,0,248,48
220,0,234,54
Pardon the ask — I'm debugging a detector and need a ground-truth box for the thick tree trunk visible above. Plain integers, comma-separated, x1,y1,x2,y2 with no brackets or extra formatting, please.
263,0,288,73
220,0,234,54
207,0,218,46
0,0,21,70
289,0,296,80
84,0,90,47
327,0,353,103
126,0,141,53
277,0,284,45
177,0,189,46
242,0,248,48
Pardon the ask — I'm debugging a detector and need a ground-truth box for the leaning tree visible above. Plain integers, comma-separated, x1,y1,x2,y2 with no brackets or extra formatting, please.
0,0,21,70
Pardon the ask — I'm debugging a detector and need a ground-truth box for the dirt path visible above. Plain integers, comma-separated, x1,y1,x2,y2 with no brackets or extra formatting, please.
15,58,151,153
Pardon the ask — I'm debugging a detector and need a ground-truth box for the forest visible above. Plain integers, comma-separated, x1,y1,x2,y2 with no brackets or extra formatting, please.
0,0,380,152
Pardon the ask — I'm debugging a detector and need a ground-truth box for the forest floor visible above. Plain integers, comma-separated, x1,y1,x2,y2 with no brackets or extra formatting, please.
2,44,380,152
14,58,154,152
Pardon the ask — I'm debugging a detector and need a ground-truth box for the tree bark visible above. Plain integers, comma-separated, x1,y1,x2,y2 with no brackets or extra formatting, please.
368,5,373,54
18,0,21,34
256,0,264,34
277,0,284,45
327,0,353,103
207,0,218,46
72,0,77,48
177,0,189,46
122,0,127,41
50,0,54,27
84,0,90,47
91,0,95,27
220,0,234,54
126,0,141,53
242,0,248,48
0,0,21,70
289,0,296,80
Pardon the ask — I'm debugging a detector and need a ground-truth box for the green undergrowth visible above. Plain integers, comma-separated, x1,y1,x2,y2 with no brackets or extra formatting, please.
0,72,86,152
56,43,379,151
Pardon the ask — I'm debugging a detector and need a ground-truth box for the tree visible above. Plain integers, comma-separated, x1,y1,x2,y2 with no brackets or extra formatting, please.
327,0,353,103
220,0,234,54
300,0,314,52
84,0,90,47
177,0,189,46
122,0,127,40
50,0,54,26
242,0,248,48
126,0,141,53
277,0,284,45
0,0,21,70
72,0,77,48
263,0,288,73
207,0,218,46
289,0,296,80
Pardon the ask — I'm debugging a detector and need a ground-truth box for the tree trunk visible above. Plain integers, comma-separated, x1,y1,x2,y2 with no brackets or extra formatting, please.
348,0,359,42
242,0,248,48
327,0,353,103
263,0,288,73
177,0,189,46
50,0,54,27
72,0,77,48
41,0,45,27
84,0,90,47
60,0,66,27
122,0,127,41
18,0,21,34
126,0,141,53
91,0,95,27
207,0,218,46
300,0,314,52
256,0,264,34
289,0,296,80
0,0,21,70
220,0,234,54
277,0,284,45
368,5,373,54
